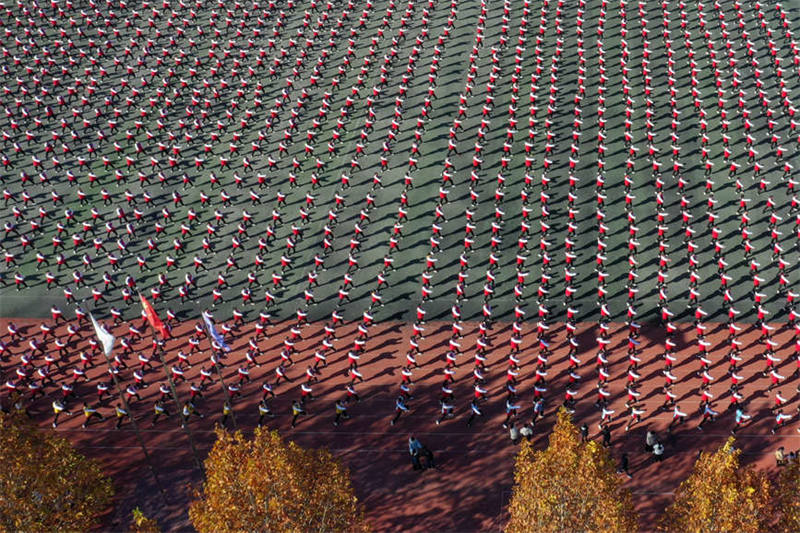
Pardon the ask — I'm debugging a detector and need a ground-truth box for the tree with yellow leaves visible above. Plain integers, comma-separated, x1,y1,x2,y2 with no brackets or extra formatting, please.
772,460,800,532
0,412,114,531
659,437,771,532
189,427,368,532
505,407,637,533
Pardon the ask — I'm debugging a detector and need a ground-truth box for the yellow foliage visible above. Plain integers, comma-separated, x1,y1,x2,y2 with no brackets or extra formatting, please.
505,407,638,533
774,461,800,532
189,427,368,532
659,437,772,533
0,413,114,532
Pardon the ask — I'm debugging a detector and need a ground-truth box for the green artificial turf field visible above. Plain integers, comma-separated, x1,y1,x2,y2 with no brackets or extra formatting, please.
0,0,797,329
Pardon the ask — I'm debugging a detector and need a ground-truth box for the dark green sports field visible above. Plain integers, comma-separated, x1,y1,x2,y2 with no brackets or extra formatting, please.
0,0,798,327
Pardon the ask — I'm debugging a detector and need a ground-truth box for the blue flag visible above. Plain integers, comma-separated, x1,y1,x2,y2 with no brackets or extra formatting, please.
202,313,231,352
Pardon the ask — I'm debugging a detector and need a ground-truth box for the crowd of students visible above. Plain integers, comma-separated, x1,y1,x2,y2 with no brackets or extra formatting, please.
0,0,799,450
0,0,464,432
389,0,800,438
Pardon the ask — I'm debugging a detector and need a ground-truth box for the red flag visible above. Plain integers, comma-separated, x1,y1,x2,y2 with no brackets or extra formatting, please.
140,294,170,339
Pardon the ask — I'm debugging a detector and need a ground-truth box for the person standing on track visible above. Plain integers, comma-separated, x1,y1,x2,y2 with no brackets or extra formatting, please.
772,410,793,434
52,399,70,428
219,399,235,427
114,404,129,429
152,400,170,426
466,399,483,427
437,398,455,425
81,403,105,428
697,403,718,431
408,436,424,470
390,395,409,426
257,399,274,427
181,401,204,427
503,397,521,428
617,453,633,478
334,400,350,426
290,400,307,428
653,442,665,462
732,407,751,434
668,404,687,430
601,425,612,448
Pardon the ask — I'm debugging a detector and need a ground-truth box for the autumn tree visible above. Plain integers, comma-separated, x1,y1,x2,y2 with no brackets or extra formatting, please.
189,427,368,532
505,407,637,533
773,460,800,532
0,412,114,531
659,437,771,533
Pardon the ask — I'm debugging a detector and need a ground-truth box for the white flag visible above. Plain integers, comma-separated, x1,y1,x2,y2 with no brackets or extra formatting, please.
202,312,231,352
90,313,115,357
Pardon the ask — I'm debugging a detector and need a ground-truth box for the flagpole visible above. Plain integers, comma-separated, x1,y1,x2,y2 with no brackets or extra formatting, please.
92,315,170,505
209,342,238,431
151,331,204,471
138,294,203,471
203,313,238,431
